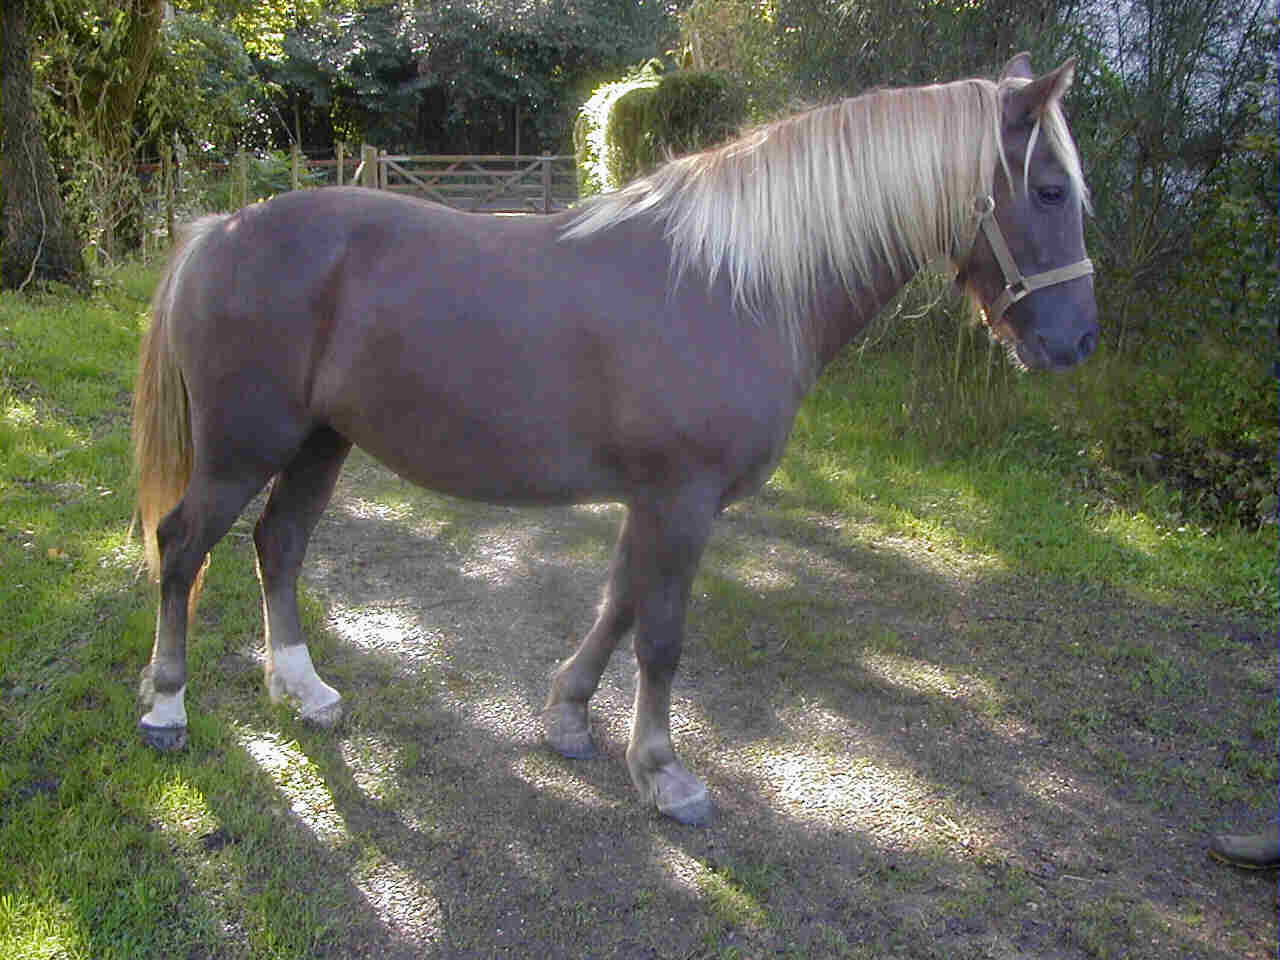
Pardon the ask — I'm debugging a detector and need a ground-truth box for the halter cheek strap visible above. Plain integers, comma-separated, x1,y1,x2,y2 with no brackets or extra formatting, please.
960,195,1094,320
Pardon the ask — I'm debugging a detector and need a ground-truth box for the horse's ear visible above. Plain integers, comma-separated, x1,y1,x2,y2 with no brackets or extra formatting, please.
1001,52,1034,82
1004,58,1076,125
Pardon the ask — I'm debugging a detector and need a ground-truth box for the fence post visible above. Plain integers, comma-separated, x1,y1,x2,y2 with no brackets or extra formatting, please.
542,151,552,214
291,142,301,190
161,143,175,246
336,142,344,186
360,144,378,188
235,149,248,209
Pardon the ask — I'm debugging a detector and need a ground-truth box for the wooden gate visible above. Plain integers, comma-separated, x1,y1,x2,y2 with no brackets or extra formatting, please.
354,148,577,213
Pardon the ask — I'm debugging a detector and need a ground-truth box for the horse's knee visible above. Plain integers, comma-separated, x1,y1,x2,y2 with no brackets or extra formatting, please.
634,625,683,676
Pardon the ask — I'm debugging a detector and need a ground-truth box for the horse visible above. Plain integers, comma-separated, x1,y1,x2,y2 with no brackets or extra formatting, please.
133,54,1097,825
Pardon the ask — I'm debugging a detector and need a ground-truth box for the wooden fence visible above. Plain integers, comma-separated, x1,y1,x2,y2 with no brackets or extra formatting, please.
139,143,578,257
352,146,577,213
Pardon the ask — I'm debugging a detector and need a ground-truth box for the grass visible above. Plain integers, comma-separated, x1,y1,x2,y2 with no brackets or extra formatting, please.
0,263,1274,959
779,348,1275,616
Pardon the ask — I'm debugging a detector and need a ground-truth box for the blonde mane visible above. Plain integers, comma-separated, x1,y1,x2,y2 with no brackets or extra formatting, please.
563,75,1087,365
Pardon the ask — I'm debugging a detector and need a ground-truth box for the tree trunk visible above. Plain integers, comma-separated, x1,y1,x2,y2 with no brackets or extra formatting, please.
1,0,85,290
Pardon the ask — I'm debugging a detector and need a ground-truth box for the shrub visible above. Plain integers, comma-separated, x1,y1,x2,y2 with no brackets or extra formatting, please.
576,66,747,194
574,62,663,197
1073,338,1277,529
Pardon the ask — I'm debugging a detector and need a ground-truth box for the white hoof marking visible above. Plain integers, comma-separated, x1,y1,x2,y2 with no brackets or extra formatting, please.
140,685,187,729
267,644,343,719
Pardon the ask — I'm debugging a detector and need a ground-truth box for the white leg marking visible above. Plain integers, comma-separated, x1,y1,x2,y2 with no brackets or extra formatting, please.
267,644,343,726
140,685,187,729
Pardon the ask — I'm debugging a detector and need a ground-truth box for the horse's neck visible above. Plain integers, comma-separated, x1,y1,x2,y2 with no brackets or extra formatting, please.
806,247,924,375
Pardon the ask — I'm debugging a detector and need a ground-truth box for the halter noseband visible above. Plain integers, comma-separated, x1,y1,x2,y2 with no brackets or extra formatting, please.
958,195,1094,320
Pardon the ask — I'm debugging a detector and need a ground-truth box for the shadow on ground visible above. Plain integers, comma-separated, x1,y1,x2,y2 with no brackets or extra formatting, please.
188,450,1274,959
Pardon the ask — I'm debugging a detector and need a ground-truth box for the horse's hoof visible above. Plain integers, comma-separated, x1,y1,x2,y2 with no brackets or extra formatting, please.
302,697,344,730
541,703,595,759
139,721,188,752
635,760,713,825
657,782,712,826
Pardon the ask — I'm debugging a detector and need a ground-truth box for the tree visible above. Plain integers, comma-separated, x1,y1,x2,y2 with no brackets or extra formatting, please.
37,0,167,260
1064,0,1276,347
1,0,85,290
258,0,674,154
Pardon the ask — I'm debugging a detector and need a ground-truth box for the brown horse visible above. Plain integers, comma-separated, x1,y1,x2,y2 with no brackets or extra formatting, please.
134,54,1096,824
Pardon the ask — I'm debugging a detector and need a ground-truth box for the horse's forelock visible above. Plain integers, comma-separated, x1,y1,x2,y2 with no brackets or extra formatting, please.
997,75,1091,214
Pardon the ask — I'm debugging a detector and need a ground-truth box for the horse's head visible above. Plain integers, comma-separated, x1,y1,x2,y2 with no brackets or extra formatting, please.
956,54,1099,371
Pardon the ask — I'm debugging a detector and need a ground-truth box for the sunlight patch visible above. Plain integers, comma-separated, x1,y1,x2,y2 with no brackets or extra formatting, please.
464,691,540,743
148,772,218,840
859,650,1000,706
326,602,443,669
756,746,935,838
649,835,706,895
458,529,535,587
237,726,349,848
570,503,624,517
511,754,615,811
340,733,404,802
353,858,444,948
339,496,414,525
3,397,39,428
0,890,85,960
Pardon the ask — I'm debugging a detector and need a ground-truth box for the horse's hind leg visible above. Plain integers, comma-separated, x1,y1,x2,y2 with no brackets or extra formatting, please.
254,427,351,727
543,511,638,758
140,469,277,749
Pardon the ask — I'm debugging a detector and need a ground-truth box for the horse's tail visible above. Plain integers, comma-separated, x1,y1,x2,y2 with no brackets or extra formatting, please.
133,215,225,589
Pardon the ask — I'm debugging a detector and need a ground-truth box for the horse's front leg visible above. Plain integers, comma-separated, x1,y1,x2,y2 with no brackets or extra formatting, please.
623,489,716,825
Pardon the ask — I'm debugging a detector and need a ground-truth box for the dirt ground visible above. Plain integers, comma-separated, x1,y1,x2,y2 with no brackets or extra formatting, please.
261,450,1275,959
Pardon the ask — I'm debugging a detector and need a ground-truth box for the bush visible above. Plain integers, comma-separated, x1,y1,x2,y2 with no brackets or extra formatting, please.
574,62,663,197
644,71,747,159
857,273,1276,532
576,66,747,193
1072,338,1277,529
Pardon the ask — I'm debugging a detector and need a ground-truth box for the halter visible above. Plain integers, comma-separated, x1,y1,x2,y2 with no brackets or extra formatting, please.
957,195,1094,320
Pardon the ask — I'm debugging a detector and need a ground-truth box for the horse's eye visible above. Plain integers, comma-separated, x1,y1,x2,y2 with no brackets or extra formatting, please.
1036,185,1066,207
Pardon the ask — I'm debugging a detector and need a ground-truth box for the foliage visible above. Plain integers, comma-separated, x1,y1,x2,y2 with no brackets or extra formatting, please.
858,273,1029,452
577,65,747,193
1064,342,1278,530
678,0,787,117
574,61,663,196
30,0,167,261
645,71,748,158
261,0,674,154
764,0,1077,98
1065,0,1276,350
142,12,267,153
0,0,86,291
859,267,1276,532
166,151,325,218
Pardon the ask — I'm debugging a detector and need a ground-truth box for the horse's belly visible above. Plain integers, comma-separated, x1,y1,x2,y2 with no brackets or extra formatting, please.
336,411,622,507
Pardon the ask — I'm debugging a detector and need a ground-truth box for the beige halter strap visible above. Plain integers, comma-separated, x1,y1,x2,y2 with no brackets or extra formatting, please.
959,195,1094,319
